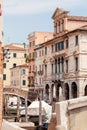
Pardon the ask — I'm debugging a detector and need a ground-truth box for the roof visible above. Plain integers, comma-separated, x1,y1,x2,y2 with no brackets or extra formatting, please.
52,7,69,19
68,16,87,22
4,45,26,51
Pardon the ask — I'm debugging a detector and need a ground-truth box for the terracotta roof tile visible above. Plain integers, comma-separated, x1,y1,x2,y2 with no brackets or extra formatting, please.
4,45,26,51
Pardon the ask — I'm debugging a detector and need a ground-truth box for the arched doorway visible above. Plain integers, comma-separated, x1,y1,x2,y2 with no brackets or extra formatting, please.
45,84,49,100
64,83,69,100
71,82,77,98
56,82,62,102
84,85,87,96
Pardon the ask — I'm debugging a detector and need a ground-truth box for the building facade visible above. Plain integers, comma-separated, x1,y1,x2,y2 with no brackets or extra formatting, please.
10,64,29,91
28,32,53,88
31,8,87,106
3,44,27,87
42,8,87,104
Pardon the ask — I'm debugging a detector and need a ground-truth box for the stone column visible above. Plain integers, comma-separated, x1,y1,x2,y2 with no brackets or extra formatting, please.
17,96,20,121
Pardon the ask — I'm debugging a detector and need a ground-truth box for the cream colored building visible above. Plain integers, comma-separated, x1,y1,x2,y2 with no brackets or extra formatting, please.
10,63,29,91
32,8,87,105
42,8,87,104
3,44,27,87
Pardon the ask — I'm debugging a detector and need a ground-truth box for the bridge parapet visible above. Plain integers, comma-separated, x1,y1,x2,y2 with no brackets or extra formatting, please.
3,88,37,102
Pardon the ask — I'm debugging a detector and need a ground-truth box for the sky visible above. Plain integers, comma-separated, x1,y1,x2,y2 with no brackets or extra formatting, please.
3,0,87,44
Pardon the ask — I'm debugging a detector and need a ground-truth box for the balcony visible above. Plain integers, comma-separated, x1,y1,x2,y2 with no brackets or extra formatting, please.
53,49,68,58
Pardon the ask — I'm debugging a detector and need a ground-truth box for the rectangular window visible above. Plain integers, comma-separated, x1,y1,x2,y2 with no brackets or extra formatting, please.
66,60,68,73
22,80,26,86
45,47,47,55
3,63,6,68
39,51,41,57
75,35,78,46
61,41,64,50
55,43,57,52
24,53,27,58
66,40,69,48
13,53,17,58
45,64,47,76
51,64,53,74
75,57,78,71
51,45,54,53
3,74,6,80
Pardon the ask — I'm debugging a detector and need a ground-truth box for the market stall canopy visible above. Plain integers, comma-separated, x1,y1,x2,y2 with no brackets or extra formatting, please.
20,100,52,117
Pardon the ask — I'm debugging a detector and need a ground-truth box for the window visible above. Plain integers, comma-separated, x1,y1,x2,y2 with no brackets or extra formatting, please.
22,69,26,75
66,40,69,48
13,63,16,68
51,45,54,53
55,43,57,52
75,57,78,71
66,60,68,73
51,64,53,74
35,52,37,58
58,58,60,73
39,51,41,57
61,41,64,50
13,53,17,58
75,35,78,46
3,63,6,68
55,59,57,74
61,57,64,72
45,47,47,55
3,74,6,80
22,80,26,86
29,42,31,47
45,65,47,76
42,50,44,56
33,41,35,46
24,53,27,58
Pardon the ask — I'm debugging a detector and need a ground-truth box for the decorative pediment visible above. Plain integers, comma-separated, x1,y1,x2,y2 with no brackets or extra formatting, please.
52,8,69,19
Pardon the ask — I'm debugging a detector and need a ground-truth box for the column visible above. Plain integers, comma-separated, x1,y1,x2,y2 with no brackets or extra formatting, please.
17,96,20,121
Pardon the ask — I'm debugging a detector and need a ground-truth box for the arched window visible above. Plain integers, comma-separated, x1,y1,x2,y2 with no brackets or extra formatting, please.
64,83,69,100
84,85,87,96
71,82,77,98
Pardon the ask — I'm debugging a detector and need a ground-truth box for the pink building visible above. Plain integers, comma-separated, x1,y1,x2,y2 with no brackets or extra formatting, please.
28,32,53,88
10,63,29,91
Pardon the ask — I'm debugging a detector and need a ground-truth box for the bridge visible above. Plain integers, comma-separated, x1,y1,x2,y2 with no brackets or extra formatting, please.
3,87,38,102
3,87,38,122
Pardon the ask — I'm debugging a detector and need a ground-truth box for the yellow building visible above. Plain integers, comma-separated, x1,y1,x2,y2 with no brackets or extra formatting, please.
3,44,27,87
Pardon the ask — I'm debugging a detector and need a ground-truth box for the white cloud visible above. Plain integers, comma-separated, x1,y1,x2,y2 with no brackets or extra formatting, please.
3,0,58,15
3,0,87,16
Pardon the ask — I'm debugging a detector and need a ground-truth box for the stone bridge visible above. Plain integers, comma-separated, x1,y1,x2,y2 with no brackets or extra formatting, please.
3,88,38,122
3,87,38,102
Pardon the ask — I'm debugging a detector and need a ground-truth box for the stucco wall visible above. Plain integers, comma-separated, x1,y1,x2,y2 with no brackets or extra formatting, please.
2,120,26,130
55,96,87,130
